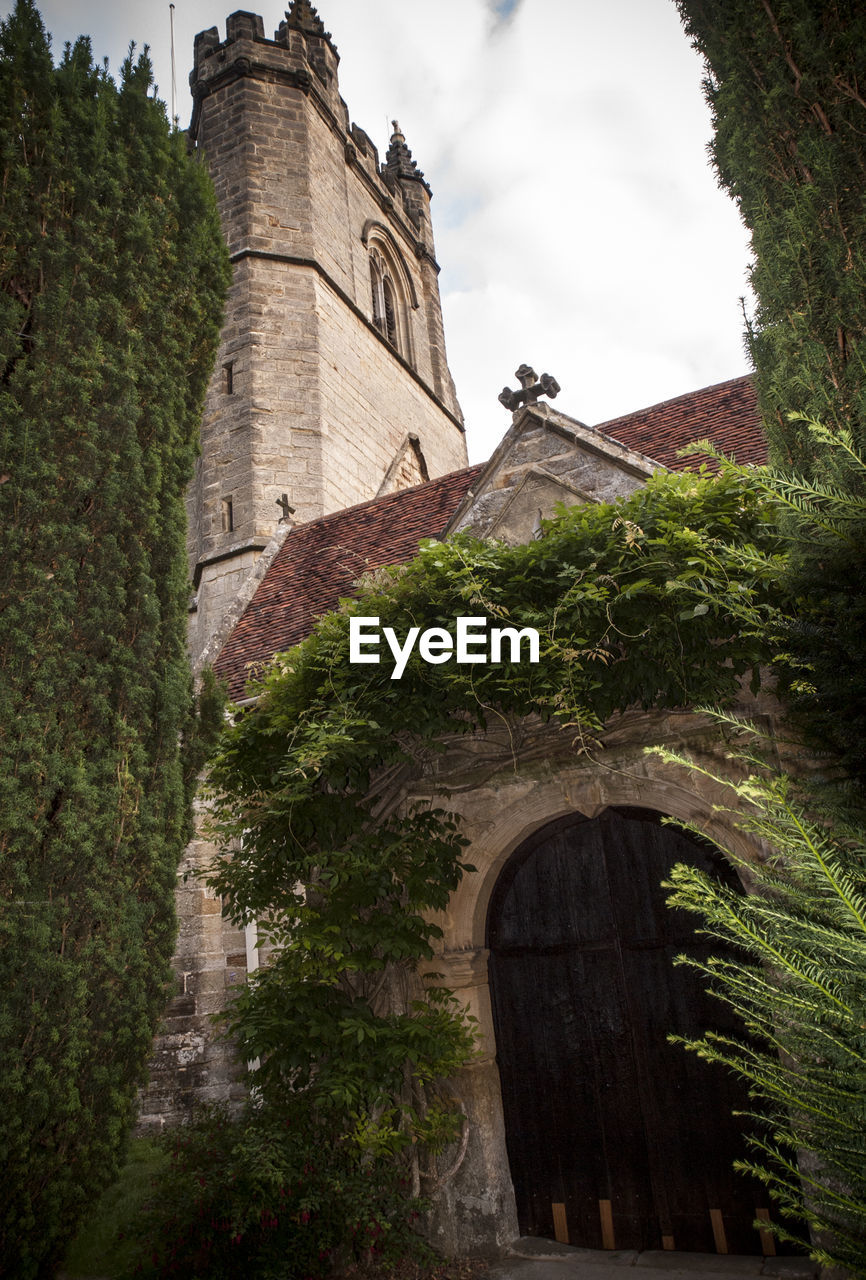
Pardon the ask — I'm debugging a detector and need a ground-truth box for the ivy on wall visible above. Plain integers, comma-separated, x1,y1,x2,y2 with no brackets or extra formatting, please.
204,465,781,1152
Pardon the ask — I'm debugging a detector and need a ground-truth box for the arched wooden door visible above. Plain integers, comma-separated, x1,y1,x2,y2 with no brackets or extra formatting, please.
487,807,771,1255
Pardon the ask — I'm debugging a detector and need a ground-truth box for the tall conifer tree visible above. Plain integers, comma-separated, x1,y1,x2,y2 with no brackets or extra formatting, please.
675,0,866,784
0,4,228,1275
668,3,866,1265
676,0,866,469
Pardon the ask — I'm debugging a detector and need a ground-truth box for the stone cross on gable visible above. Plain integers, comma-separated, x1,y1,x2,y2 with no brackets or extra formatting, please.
498,364,561,413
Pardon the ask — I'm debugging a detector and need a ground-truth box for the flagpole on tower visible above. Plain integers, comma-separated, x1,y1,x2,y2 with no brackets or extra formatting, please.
169,3,178,127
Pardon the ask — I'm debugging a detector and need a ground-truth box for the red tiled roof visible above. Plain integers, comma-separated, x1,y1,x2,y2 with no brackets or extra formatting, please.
595,374,766,470
213,465,484,700
213,375,766,699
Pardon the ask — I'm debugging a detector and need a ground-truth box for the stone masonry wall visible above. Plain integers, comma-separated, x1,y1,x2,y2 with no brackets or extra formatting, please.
138,797,249,1129
450,404,657,545
314,271,469,513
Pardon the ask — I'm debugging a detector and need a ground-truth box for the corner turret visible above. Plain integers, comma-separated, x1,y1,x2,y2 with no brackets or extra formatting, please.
276,0,339,93
282,0,332,40
385,120,429,189
384,120,434,243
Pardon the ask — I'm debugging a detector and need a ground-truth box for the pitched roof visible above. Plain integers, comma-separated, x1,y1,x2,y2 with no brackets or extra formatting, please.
213,464,484,700
213,374,766,700
595,374,765,470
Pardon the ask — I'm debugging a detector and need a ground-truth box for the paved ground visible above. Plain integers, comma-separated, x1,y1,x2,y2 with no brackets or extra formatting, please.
484,1239,818,1280
57,1236,818,1280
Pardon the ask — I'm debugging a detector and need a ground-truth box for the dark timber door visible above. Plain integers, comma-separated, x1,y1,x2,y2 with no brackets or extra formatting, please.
488,807,769,1255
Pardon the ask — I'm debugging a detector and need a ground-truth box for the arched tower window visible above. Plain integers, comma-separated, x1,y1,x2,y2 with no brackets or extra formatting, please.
368,243,412,362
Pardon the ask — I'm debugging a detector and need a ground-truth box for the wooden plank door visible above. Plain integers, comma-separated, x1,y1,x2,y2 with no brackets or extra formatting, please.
488,807,768,1254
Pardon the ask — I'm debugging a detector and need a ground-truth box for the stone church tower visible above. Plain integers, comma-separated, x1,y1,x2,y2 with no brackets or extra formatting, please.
141,0,466,1130
186,2,467,661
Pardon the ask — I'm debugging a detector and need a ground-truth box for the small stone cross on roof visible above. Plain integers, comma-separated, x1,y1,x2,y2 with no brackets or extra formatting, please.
276,493,296,523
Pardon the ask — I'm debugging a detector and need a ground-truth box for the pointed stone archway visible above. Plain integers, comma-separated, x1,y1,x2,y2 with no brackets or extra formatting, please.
415,705,798,1258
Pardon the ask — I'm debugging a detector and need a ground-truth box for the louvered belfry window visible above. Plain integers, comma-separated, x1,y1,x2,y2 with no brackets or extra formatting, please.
369,246,404,356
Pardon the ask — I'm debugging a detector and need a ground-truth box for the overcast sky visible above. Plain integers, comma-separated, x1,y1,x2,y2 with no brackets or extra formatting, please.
15,0,755,463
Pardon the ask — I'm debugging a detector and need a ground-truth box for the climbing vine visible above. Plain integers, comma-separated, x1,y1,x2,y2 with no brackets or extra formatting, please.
204,466,781,1149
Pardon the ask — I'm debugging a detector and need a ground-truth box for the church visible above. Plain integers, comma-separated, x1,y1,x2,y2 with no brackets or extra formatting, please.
141,2,781,1260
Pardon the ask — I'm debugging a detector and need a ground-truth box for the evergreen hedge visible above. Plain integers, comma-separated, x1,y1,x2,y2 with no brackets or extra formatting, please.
676,0,866,470
676,0,866,787
0,4,229,1275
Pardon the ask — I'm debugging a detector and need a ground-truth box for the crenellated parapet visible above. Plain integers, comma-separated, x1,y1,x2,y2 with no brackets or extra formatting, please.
189,7,435,252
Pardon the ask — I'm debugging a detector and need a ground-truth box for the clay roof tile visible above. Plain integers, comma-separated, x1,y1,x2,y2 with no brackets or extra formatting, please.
213,465,483,700
595,374,765,471
213,375,765,699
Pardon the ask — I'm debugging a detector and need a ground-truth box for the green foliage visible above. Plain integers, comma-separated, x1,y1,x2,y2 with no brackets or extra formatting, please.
652,437,866,1270
662,23,866,1258
675,1,866,787
62,1138,169,1279
759,421,866,786
129,1098,437,1280
675,0,866,474
654,724,866,1275
0,3,229,1275
203,464,779,1230
681,424,866,789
